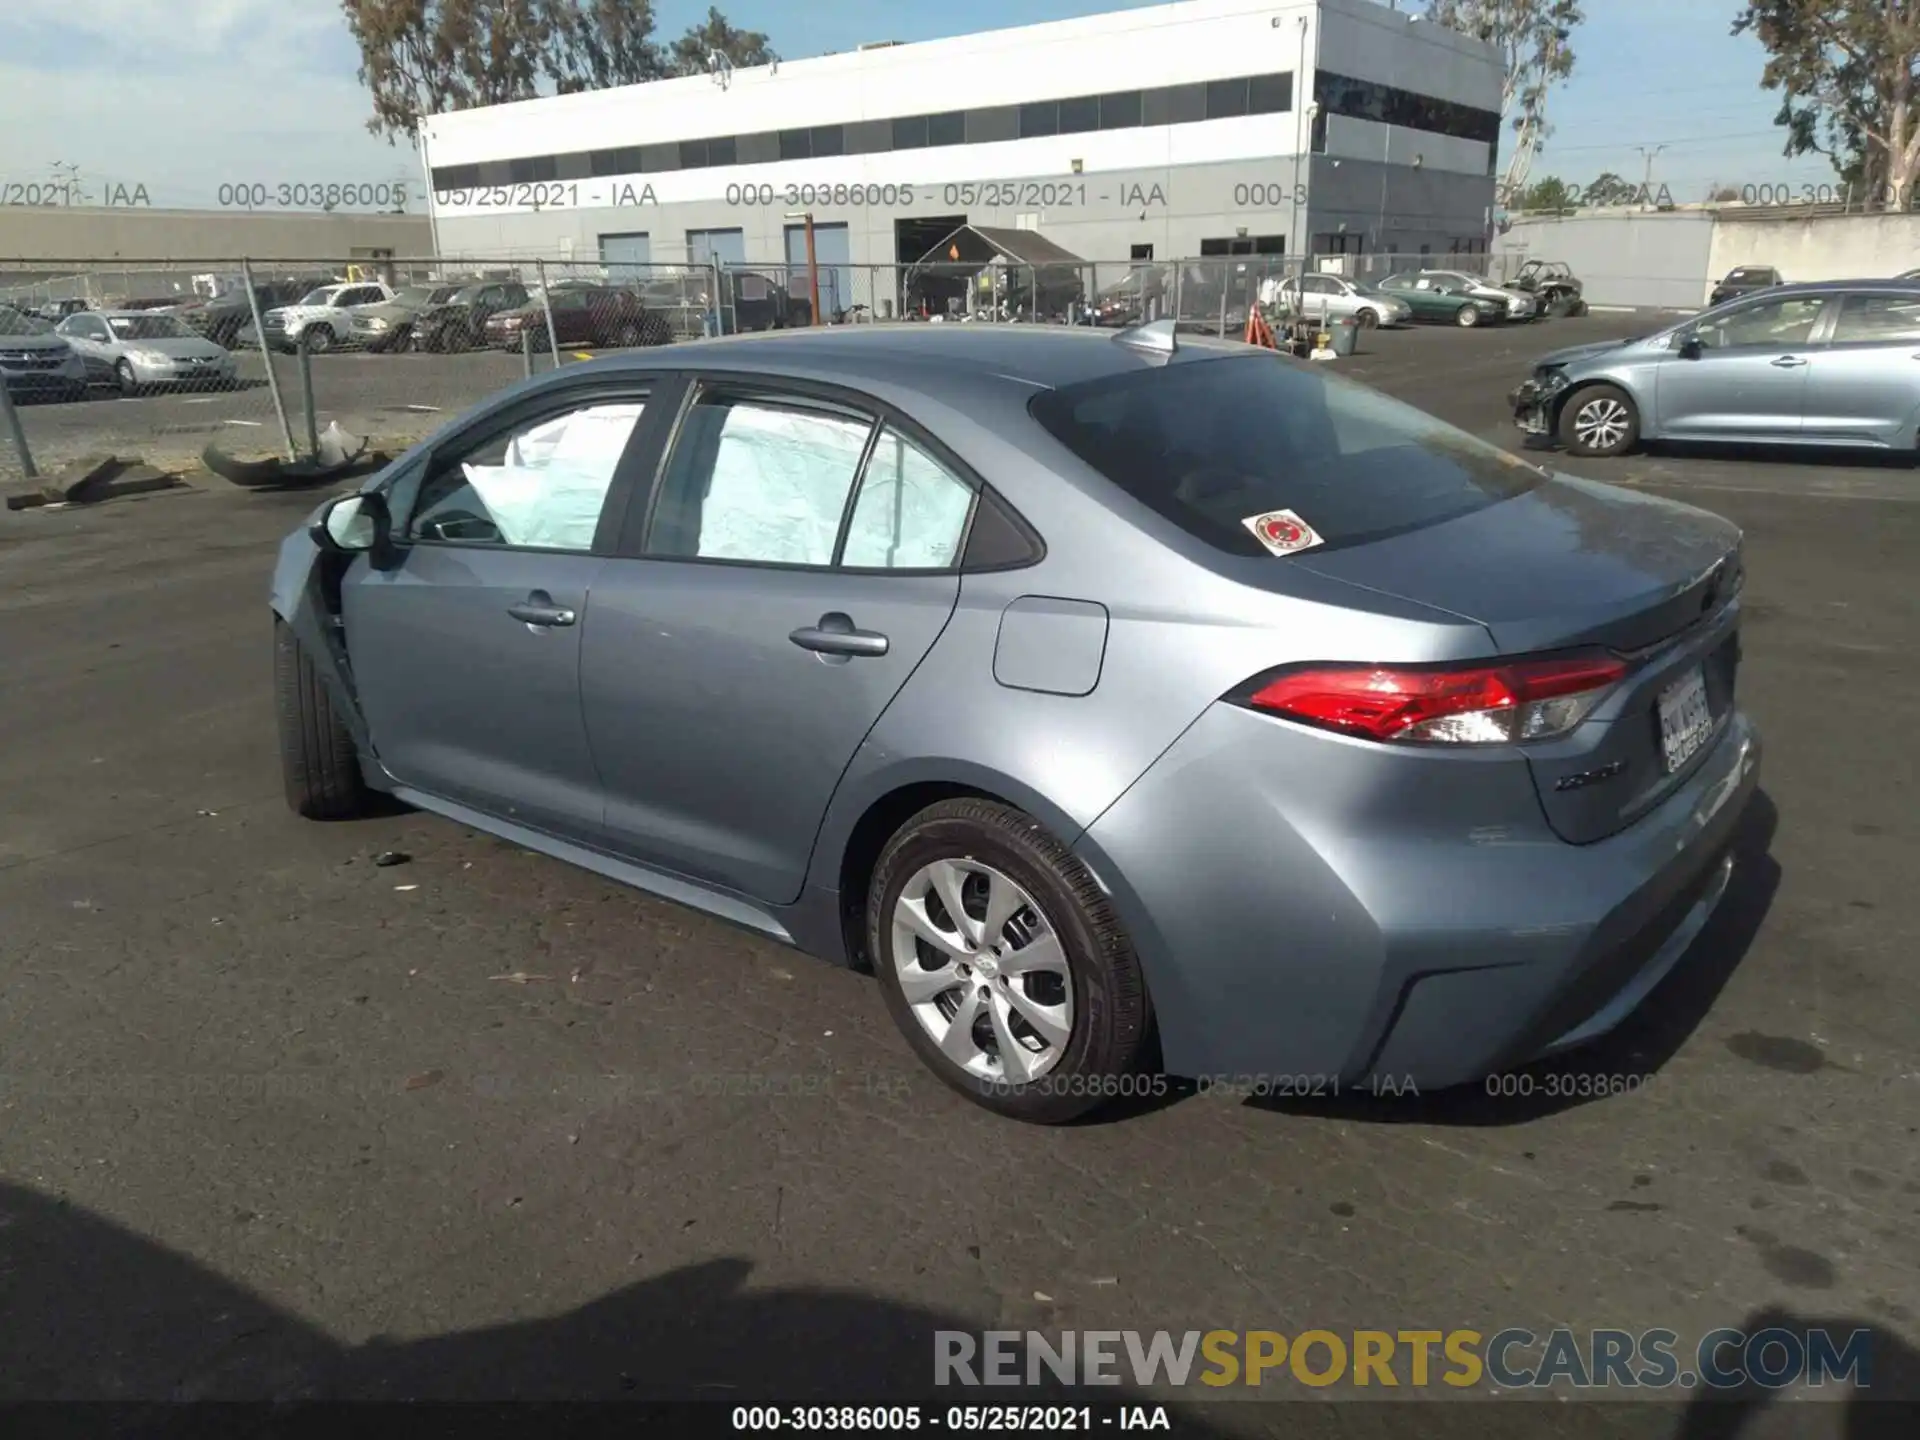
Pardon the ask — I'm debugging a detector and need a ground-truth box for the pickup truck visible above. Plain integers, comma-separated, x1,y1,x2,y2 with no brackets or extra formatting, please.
255,280,395,353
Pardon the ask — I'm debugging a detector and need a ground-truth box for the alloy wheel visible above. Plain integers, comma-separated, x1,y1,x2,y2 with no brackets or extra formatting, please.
889,858,1074,1084
1573,396,1631,452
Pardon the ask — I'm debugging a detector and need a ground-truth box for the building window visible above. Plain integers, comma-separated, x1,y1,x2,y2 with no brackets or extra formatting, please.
1205,79,1250,120
1058,95,1099,134
1253,234,1286,254
1310,109,1328,154
1099,91,1143,129
1018,101,1059,138
1248,73,1292,116
1130,243,1154,260
1313,71,1501,146
509,154,557,183
429,71,1296,191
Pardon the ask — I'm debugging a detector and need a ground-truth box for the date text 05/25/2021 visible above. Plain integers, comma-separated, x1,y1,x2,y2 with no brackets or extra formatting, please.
429,180,1180,210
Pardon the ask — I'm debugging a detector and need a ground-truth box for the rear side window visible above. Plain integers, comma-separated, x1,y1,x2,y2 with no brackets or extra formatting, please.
1027,354,1544,557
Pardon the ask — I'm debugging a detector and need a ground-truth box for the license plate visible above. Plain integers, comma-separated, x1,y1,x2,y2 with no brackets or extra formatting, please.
1658,667,1714,773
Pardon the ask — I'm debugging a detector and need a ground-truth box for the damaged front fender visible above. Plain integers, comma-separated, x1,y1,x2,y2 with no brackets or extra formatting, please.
269,502,378,767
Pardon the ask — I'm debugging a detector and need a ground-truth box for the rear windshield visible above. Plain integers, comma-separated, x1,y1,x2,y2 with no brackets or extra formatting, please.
1728,268,1774,281
1027,353,1544,556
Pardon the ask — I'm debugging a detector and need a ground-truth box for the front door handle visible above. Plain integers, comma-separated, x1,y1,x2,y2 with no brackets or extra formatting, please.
508,591,576,627
1770,355,1808,368
790,612,890,658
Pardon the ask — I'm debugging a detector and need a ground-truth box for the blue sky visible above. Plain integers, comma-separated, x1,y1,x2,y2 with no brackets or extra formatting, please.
0,0,1837,212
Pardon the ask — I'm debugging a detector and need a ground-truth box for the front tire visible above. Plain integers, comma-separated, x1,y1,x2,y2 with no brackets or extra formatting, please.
274,619,371,820
303,325,335,355
1354,307,1379,329
1559,383,1640,458
1455,304,1482,328
868,798,1152,1124
114,359,142,397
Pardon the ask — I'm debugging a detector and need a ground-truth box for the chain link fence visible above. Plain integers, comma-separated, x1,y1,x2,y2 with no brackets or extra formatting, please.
3,251,1559,479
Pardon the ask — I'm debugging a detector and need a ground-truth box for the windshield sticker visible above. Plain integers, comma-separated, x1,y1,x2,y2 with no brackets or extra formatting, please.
1243,509,1325,556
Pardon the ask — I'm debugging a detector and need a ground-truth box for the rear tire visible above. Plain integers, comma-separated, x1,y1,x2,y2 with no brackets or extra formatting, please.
868,798,1153,1124
274,618,371,820
1558,383,1640,458
1455,304,1482,328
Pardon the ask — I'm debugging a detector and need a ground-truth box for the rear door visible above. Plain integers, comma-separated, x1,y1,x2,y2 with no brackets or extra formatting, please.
340,379,660,842
1800,290,1920,445
580,377,975,903
1654,292,1831,440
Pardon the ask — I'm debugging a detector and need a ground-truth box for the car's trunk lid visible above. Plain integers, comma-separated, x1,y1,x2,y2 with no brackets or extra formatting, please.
1294,474,1745,843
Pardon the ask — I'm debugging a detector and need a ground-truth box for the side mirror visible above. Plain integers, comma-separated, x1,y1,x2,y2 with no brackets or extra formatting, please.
1678,335,1705,359
310,490,392,558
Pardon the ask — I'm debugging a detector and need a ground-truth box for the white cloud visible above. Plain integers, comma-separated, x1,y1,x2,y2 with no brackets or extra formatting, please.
0,0,410,209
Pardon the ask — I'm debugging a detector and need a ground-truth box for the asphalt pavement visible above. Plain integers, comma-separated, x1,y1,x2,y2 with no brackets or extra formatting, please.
1,317,1916,1429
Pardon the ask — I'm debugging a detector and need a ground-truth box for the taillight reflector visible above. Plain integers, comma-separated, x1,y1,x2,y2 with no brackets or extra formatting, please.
1243,653,1630,745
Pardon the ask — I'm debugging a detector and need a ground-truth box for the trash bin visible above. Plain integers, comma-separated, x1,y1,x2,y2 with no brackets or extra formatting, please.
1327,317,1359,357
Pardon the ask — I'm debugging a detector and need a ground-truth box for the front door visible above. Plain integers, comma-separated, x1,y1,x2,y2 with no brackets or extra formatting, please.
1800,290,1920,445
582,381,976,904
1655,292,1831,441
342,384,656,842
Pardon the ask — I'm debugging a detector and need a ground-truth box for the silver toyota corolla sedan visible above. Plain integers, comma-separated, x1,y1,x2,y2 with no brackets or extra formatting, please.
272,322,1761,1123
1512,279,1920,457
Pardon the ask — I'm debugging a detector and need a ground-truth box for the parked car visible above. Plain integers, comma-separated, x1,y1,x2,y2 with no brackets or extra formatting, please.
1708,265,1782,308
402,280,532,353
482,285,667,351
1264,272,1413,328
0,305,88,401
1420,269,1538,320
1508,260,1588,317
33,298,93,323
176,277,332,349
346,283,465,353
1510,279,1920,458
257,280,396,353
727,270,815,332
1378,272,1510,327
55,309,238,395
272,320,1760,1123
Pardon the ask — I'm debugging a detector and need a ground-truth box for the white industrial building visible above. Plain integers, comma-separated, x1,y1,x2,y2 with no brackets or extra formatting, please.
422,0,1502,303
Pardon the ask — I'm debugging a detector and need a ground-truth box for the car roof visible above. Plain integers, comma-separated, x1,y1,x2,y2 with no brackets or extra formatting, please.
1726,278,1920,298
569,322,1256,393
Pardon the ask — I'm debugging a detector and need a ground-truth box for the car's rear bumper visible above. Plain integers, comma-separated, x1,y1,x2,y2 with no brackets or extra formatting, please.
1073,702,1761,1089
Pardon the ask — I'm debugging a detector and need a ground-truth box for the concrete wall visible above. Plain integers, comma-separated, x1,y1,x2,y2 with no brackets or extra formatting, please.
1307,154,1493,256
1494,211,1717,309
0,207,432,263
1706,211,1920,292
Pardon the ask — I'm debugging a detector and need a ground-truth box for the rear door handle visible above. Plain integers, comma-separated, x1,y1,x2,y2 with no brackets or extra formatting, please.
1770,355,1808,368
508,591,576,627
790,612,890,658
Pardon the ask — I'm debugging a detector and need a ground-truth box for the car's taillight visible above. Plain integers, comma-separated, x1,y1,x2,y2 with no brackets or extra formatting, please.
1238,653,1630,745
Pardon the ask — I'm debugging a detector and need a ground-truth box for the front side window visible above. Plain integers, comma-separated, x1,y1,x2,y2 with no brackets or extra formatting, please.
407,397,645,550
842,428,975,569
1700,295,1828,349
647,392,874,566
1028,355,1542,558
